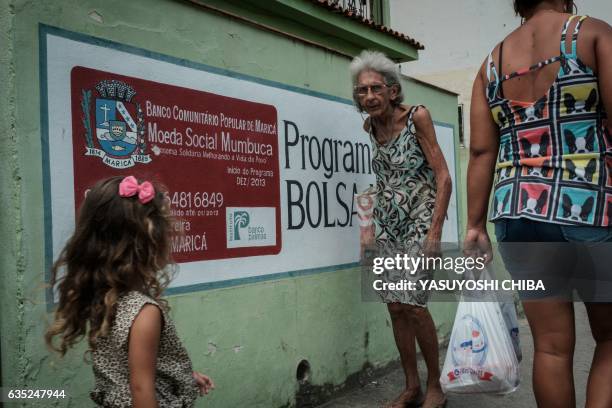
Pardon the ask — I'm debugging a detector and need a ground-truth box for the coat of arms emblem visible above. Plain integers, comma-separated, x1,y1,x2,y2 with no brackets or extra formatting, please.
81,79,151,168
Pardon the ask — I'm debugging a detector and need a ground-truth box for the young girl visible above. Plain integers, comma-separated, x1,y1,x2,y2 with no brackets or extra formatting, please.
45,175,213,407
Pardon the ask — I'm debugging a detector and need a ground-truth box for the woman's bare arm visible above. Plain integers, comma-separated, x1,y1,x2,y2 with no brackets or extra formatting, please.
464,64,499,259
592,18,612,133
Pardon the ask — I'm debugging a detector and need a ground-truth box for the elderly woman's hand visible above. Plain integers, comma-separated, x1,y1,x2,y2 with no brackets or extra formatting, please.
423,228,442,259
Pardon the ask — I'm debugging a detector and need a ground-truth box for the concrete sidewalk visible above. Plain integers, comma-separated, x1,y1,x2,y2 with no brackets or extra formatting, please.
318,303,595,408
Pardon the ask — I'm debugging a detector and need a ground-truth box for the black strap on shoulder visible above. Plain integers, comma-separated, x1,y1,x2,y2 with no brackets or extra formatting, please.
498,41,505,98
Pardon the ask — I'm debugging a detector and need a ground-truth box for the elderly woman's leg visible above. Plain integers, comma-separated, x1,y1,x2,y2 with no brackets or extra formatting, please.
387,303,423,407
407,305,445,407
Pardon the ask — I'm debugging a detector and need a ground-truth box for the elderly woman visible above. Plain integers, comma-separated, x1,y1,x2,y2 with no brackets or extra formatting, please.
350,51,452,408
466,0,612,406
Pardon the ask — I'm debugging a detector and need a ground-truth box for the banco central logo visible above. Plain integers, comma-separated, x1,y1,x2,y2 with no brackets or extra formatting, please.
232,211,250,240
226,207,276,249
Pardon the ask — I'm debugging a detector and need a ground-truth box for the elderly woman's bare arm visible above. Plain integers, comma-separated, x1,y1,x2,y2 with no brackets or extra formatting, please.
413,107,452,245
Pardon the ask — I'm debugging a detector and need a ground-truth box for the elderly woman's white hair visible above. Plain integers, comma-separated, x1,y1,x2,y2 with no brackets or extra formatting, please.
349,50,404,112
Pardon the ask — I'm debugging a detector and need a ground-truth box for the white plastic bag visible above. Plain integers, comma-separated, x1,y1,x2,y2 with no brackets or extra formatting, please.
500,301,522,362
454,267,522,362
440,270,520,394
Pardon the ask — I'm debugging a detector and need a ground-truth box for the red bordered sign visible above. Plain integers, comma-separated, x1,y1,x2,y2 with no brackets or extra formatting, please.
70,66,281,262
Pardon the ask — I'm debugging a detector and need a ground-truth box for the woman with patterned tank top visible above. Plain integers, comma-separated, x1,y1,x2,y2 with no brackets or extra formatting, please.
466,0,612,406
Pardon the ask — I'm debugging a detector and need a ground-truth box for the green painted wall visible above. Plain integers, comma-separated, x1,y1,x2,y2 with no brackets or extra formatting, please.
0,0,460,407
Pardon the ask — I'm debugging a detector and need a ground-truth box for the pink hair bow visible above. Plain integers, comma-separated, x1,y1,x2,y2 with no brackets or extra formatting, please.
118,175,155,204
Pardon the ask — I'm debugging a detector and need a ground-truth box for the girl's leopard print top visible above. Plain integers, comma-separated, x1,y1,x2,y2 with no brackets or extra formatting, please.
91,291,199,407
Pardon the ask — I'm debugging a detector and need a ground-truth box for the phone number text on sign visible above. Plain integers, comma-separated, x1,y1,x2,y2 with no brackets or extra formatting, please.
166,191,224,212
71,66,282,262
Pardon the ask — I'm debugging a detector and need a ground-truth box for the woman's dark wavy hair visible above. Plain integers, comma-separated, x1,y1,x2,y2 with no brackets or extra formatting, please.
513,0,573,17
45,176,175,355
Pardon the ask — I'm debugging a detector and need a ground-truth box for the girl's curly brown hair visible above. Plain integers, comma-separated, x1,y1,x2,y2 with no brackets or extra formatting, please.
45,176,175,355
